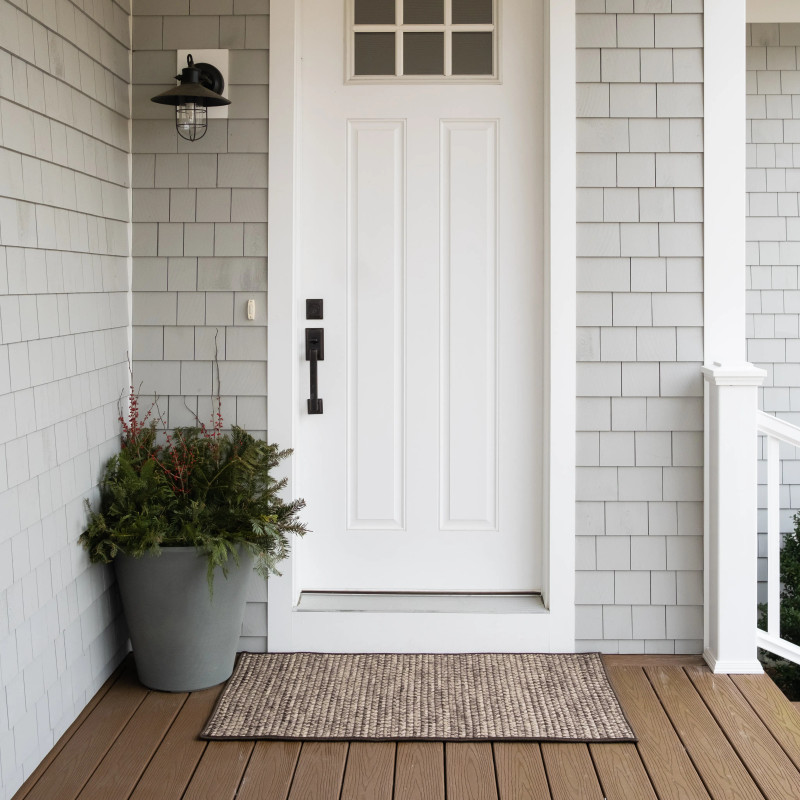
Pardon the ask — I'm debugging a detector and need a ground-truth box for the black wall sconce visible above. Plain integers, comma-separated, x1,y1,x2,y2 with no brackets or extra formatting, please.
150,54,231,142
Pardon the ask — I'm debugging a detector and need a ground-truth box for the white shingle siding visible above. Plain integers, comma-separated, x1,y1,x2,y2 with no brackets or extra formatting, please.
576,3,704,654
0,1,131,797
131,3,269,655
746,23,800,607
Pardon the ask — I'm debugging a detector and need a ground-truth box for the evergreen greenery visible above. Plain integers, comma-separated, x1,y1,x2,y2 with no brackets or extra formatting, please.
758,512,800,699
80,389,307,591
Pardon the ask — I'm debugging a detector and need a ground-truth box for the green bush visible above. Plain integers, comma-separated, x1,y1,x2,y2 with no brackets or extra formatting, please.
80,390,307,591
759,512,800,699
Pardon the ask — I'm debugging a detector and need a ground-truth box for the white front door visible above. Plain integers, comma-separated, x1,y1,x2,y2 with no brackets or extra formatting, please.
294,0,544,600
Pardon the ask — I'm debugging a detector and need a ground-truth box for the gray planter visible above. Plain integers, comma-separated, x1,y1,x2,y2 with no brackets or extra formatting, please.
114,546,254,692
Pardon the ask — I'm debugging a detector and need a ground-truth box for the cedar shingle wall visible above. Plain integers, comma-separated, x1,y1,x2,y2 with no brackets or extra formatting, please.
575,0,705,654
746,22,800,605
130,0,270,653
0,1,131,797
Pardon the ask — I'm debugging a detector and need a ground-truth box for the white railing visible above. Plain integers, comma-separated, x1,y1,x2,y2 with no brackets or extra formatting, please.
756,410,800,666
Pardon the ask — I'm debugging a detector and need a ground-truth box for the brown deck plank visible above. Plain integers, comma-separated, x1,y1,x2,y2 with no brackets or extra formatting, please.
493,743,551,800
236,742,302,800
732,673,800,771
128,683,224,800
76,689,186,799
540,744,603,800
394,742,445,800
686,667,800,800
12,656,129,800
445,743,498,800
287,742,349,800
644,666,763,800
588,743,657,800
606,666,710,800
340,742,395,800
603,655,706,668
22,661,148,800
181,740,255,800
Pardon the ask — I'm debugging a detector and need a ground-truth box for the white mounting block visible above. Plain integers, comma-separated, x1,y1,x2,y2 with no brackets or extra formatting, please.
177,49,230,119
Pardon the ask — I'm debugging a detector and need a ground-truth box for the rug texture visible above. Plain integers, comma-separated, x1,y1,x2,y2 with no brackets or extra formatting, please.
201,652,636,742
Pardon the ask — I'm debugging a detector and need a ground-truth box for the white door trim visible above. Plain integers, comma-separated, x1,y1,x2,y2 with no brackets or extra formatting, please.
267,0,576,652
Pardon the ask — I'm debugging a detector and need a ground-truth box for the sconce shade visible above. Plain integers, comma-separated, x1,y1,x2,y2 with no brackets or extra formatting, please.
151,55,231,142
150,80,232,108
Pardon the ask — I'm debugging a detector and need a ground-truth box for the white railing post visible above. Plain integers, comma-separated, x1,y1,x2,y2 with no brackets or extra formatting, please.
702,362,766,674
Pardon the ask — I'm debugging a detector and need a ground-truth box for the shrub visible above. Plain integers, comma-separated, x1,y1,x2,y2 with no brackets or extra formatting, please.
80,388,308,590
759,512,800,699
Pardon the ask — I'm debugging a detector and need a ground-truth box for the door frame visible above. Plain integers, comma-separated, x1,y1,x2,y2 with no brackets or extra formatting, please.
267,0,576,652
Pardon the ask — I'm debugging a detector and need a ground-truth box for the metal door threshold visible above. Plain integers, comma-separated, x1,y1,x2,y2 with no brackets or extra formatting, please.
296,592,545,614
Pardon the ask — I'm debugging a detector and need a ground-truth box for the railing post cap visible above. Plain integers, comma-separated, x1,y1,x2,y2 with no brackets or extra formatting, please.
701,361,767,386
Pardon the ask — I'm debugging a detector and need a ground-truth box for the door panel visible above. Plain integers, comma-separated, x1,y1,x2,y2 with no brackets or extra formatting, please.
296,0,543,594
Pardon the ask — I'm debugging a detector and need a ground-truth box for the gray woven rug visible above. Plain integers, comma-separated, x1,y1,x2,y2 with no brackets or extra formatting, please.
201,652,636,742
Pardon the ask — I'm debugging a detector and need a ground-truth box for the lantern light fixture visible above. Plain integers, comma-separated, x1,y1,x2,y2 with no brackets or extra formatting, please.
150,54,231,142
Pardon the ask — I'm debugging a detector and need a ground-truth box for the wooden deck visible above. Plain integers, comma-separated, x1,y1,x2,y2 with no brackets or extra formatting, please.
11,654,800,800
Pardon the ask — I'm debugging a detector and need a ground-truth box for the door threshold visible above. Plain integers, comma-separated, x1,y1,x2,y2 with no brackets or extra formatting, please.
296,592,545,614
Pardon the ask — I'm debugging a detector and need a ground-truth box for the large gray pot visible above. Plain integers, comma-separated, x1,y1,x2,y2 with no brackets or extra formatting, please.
114,546,254,692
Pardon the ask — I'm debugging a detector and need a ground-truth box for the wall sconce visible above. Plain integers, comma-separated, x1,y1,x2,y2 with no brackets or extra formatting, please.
150,54,231,142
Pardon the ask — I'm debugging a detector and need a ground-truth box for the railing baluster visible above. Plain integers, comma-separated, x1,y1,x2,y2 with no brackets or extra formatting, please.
767,434,781,638
756,411,800,664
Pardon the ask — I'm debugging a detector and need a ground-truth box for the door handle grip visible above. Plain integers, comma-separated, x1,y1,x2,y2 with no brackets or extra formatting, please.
306,328,324,414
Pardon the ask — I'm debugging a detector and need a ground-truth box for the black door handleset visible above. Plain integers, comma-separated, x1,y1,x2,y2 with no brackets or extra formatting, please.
306,299,324,414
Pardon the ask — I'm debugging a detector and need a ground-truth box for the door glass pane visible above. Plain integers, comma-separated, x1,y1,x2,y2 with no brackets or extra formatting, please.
355,0,396,24
452,32,493,75
354,33,396,75
452,0,493,24
403,32,444,74
404,0,443,24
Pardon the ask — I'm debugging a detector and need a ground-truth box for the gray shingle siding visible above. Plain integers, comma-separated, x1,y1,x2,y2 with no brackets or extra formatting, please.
0,1,131,796
131,3,270,654
746,22,800,605
576,1,705,654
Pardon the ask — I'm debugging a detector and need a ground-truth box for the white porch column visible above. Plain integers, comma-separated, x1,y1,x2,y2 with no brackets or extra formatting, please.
702,363,766,674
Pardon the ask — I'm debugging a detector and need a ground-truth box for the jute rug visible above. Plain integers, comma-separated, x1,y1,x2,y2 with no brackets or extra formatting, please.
201,652,636,742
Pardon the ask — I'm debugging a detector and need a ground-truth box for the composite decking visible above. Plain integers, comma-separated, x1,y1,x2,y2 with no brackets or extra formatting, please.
10,654,800,800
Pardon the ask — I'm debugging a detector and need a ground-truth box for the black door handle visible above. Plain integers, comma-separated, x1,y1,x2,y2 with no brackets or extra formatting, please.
306,328,324,414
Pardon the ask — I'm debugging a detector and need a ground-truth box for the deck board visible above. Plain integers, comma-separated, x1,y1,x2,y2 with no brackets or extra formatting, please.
394,742,446,800
644,666,764,800
21,662,148,800
340,742,395,800
12,656,800,800
540,744,603,800
731,673,800,771
76,690,186,799
686,667,800,800
588,743,657,800
493,743,550,800
287,742,349,800
182,740,254,800
12,659,127,800
605,666,711,800
128,684,223,800
445,743,498,800
236,742,301,800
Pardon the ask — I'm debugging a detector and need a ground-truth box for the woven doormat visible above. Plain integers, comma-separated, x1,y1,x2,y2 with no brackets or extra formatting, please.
201,652,636,742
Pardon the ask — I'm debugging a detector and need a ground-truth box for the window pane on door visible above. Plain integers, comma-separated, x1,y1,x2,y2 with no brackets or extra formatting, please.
452,0,493,24
355,0,396,24
403,32,444,75
355,33,396,75
452,32,493,75
404,0,444,24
